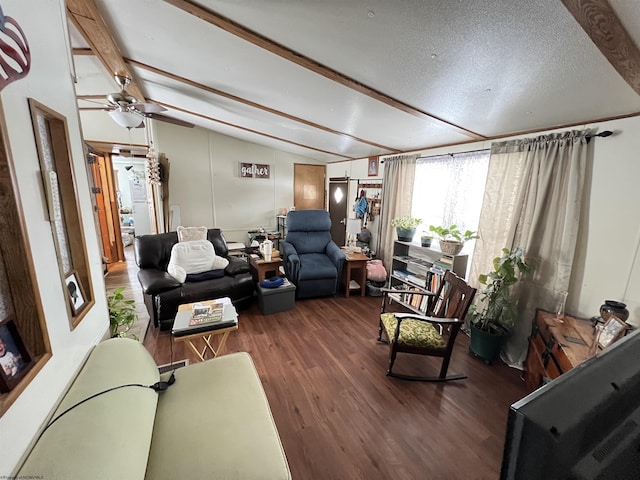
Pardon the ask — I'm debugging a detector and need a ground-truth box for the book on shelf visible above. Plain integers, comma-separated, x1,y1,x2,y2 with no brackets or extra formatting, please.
420,294,430,313
439,256,454,265
392,269,411,279
407,274,427,287
432,260,452,271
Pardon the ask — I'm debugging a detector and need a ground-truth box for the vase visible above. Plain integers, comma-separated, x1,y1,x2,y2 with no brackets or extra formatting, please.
396,227,415,242
600,300,629,322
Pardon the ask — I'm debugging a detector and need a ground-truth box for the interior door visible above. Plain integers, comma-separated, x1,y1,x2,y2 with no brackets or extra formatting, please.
329,179,349,247
90,152,123,264
294,164,325,210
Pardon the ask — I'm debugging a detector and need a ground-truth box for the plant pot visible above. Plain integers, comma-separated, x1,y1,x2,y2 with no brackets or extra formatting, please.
396,227,416,242
439,239,463,255
469,324,507,364
420,236,432,248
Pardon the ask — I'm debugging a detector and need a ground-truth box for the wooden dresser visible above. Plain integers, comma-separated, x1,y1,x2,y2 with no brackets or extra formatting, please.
524,308,596,391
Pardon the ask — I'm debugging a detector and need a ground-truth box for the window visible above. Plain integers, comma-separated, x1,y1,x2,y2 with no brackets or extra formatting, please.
411,150,490,259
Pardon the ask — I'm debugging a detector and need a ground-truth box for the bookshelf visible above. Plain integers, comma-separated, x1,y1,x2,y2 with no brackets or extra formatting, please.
388,240,468,315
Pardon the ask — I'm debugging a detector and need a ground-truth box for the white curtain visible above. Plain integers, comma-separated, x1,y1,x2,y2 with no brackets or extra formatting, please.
378,154,418,272
470,130,590,367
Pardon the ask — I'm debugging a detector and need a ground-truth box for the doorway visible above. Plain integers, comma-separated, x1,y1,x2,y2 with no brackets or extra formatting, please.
328,178,349,247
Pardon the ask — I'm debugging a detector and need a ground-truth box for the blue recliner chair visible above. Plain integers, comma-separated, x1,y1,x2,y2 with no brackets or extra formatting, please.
281,210,346,299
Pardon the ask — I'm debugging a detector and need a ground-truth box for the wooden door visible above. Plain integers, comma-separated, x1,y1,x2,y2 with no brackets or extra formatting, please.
89,153,123,264
329,179,349,246
294,164,325,210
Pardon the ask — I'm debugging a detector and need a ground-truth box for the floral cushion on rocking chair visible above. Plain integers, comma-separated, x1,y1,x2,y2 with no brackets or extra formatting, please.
380,313,447,350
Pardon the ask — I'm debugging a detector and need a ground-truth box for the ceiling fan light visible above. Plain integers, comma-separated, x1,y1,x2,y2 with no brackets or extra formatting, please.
109,109,142,128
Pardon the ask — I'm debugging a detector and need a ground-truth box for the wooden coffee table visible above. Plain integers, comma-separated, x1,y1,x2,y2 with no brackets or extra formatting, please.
248,255,283,281
171,298,238,361
343,252,369,297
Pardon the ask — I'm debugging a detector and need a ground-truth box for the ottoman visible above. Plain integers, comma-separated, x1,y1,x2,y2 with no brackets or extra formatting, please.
257,281,296,315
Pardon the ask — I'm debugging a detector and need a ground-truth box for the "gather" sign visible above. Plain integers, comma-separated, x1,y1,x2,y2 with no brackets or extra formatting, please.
240,163,270,179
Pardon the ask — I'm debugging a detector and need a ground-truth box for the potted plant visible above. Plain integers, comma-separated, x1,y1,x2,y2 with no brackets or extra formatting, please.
468,247,530,363
391,216,422,242
428,224,478,255
108,287,138,340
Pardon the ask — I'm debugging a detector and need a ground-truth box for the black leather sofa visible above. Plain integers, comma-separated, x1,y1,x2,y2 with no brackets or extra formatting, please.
134,229,254,330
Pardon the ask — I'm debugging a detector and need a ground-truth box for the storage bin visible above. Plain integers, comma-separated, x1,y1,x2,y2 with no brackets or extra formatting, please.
257,281,296,314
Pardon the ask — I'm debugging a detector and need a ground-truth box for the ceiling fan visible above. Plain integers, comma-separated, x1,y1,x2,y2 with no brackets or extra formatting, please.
104,74,193,129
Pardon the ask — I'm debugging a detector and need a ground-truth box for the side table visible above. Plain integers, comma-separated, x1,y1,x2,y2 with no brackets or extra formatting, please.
172,298,239,362
248,255,283,282
343,252,369,297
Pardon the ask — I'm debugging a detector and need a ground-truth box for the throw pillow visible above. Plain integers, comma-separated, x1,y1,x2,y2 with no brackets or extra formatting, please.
167,239,229,283
186,269,225,282
177,226,207,243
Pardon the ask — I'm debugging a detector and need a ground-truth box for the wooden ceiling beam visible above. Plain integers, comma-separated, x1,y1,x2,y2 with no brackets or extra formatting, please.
164,0,485,141
562,0,640,95
66,0,146,100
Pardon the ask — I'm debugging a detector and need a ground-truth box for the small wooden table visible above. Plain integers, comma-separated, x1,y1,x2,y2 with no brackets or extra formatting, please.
248,255,283,281
343,251,369,297
172,299,238,362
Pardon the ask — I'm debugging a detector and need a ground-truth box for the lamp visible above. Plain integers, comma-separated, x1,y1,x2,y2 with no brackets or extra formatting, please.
345,218,361,252
108,109,143,129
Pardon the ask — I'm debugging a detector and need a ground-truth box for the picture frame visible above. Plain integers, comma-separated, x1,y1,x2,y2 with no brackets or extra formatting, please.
0,316,34,393
597,315,627,350
367,156,379,177
65,270,87,316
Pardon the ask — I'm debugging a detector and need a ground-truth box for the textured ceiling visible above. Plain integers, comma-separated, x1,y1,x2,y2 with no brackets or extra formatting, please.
70,0,640,162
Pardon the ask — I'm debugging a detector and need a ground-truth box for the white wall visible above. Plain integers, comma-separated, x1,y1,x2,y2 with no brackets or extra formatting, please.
575,116,640,324
154,122,322,243
0,1,109,474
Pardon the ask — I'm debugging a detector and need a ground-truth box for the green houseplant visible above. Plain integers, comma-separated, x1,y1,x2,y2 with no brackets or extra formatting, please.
468,247,530,363
392,216,422,242
428,224,478,255
108,287,138,339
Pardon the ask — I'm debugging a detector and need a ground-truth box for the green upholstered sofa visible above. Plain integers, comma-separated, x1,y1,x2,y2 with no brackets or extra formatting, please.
16,338,291,479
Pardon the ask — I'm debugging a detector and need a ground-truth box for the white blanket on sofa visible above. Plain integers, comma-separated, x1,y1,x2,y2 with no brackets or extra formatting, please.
167,240,229,283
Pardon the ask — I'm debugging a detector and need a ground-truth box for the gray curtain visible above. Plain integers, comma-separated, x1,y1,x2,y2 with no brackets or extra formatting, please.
377,154,418,273
470,131,590,367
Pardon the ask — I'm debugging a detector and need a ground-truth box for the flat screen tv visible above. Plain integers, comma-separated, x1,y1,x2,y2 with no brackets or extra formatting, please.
501,327,640,479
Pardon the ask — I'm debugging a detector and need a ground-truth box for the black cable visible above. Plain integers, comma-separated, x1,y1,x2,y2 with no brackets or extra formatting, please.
39,374,176,439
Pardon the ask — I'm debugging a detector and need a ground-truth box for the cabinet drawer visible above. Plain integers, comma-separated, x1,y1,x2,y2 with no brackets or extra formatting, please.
549,342,572,373
525,338,546,390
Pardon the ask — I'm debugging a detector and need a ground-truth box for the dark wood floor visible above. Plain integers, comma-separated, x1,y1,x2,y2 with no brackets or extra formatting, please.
108,251,528,479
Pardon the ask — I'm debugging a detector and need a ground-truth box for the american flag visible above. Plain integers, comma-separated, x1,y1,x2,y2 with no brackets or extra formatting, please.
0,5,31,92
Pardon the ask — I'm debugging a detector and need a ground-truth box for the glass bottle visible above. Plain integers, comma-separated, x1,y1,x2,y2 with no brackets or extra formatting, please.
555,291,568,323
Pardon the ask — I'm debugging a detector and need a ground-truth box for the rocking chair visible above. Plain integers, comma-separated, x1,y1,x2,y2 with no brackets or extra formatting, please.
377,270,476,381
